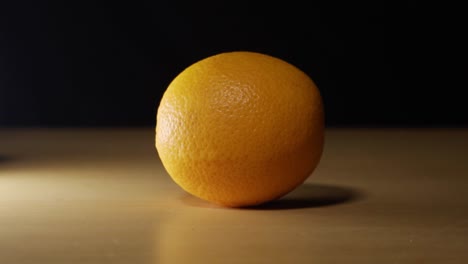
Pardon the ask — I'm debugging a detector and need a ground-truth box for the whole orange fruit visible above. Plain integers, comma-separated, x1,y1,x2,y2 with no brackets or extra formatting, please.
155,51,324,207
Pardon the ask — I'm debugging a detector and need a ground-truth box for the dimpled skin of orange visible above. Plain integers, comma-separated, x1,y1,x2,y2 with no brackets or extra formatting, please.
155,51,324,207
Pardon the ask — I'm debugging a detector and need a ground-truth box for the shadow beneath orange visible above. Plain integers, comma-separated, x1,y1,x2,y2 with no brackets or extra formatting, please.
247,183,363,210
0,155,13,164
181,183,364,210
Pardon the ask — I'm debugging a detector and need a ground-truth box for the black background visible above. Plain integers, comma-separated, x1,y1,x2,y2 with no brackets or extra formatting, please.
1,1,466,127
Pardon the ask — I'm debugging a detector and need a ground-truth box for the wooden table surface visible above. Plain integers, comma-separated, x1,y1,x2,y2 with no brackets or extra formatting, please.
0,128,467,263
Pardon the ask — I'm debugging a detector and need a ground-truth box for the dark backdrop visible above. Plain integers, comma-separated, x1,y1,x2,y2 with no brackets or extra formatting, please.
1,1,466,127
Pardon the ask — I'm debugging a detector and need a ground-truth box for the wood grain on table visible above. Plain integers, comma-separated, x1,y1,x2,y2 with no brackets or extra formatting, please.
0,128,467,264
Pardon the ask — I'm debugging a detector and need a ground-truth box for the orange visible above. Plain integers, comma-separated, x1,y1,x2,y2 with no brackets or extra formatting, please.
155,51,324,207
